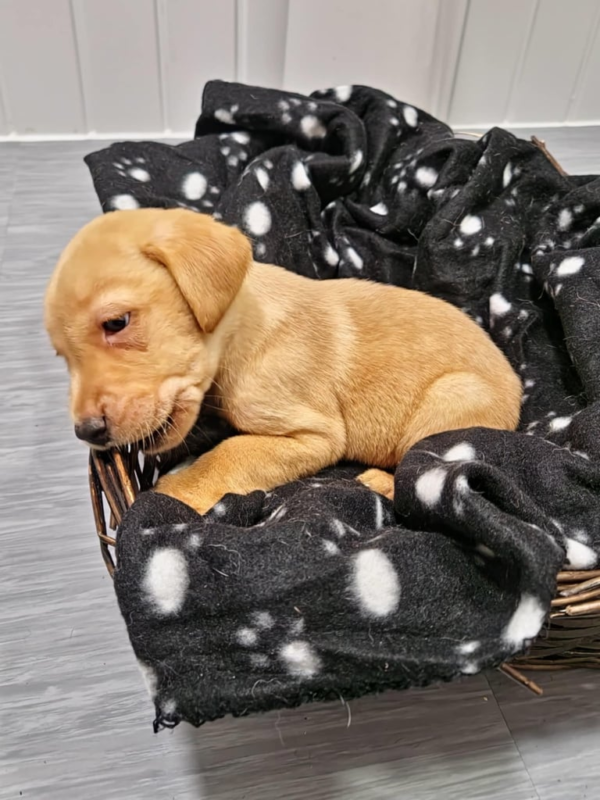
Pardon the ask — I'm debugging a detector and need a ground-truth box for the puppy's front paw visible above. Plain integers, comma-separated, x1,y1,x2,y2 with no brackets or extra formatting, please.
153,474,222,516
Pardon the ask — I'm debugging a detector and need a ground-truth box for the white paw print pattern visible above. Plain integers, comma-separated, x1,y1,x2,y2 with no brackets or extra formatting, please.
214,104,239,125
219,130,251,169
544,255,586,298
277,98,328,142
415,442,479,514
235,610,321,678
113,156,151,183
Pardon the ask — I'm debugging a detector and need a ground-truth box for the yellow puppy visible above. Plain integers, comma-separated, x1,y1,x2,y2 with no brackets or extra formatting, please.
45,209,521,514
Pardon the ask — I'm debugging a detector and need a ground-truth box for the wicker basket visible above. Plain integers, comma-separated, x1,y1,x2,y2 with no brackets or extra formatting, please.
89,446,600,697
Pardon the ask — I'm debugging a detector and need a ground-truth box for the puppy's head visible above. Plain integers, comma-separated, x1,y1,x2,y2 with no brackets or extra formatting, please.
44,208,251,452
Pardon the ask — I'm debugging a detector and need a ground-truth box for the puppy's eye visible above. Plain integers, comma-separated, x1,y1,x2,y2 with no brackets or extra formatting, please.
102,313,130,334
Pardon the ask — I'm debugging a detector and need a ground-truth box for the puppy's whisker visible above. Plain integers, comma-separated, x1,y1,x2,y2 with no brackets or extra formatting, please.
163,416,188,450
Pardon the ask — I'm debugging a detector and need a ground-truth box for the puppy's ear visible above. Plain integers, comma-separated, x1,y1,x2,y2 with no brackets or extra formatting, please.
141,210,252,333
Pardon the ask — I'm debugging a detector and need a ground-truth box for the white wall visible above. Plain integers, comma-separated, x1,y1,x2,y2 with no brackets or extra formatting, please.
0,0,463,138
448,0,600,129
0,0,597,139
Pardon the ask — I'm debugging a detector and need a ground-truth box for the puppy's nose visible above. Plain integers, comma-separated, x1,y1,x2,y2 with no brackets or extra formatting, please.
74,417,109,446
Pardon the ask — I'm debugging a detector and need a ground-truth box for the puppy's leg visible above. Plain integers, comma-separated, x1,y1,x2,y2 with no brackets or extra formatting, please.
357,371,519,501
356,469,395,500
154,432,341,515
396,371,520,458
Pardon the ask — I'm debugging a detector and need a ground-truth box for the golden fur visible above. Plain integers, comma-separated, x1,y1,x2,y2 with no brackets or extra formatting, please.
45,208,522,513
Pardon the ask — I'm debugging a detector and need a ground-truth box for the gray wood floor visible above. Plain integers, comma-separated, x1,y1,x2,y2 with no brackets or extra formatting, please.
1,128,600,800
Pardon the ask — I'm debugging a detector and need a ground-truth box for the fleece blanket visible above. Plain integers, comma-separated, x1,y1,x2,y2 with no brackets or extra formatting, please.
85,81,600,732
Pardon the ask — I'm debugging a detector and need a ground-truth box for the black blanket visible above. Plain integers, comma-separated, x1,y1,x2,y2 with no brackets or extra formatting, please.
85,81,600,732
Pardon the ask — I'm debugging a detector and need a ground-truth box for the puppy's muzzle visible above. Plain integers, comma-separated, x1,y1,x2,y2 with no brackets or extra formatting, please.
74,416,109,447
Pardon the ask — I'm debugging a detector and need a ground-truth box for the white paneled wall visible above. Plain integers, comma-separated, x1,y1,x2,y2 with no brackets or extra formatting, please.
0,0,599,139
285,0,444,108
448,0,600,128
0,0,463,138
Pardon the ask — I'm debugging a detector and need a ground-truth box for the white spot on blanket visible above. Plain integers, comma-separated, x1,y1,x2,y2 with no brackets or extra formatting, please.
182,172,207,201
352,549,400,617
292,161,311,191
457,640,480,655
484,236,495,246
162,699,177,716
129,167,150,182
565,538,597,569
236,627,258,646
346,247,363,270
403,105,418,127
324,243,339,266
503,594,546,647
489,293,511,318
143,548,189,615
549,416,571,432
370,202,388,215
374,494,384,530
558,208,572,231
188,533,201,549
556,255,584,277
444,443,476,462
244,201,272,236
323,539,340,556
454,475,470,496
300,115,326,139
280,640,321,677
415,467,447,507
415,167,438,188
350,149,364,174
251,611,274,630
460,215,482,235
212,501,227,516
503,162,513,188
110,194,139,210
231,131,250,144
137,661,158,698
255,166,270,192
215,105,238,124
334,85,352,103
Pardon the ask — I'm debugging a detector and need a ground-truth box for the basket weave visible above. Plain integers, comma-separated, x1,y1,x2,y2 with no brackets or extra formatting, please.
89,445,600,697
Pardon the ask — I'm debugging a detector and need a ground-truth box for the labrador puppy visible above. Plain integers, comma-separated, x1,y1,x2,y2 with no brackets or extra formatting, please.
44,208,522,514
